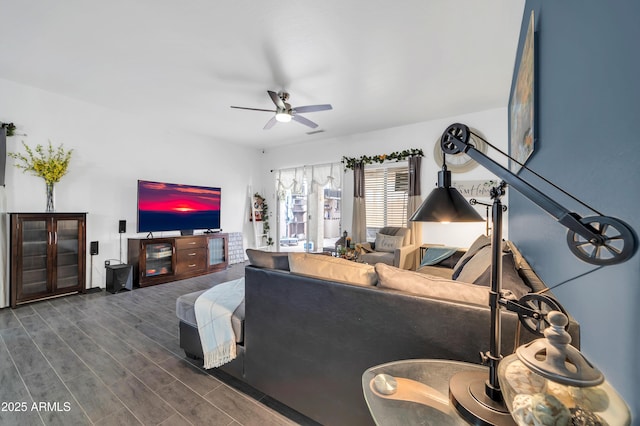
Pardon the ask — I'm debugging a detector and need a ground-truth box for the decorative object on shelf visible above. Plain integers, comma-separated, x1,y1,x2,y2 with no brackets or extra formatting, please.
498,311,630,425
252,192,273,246
8,141,73,212
410,122,635,425
0,121,16,136
341,148,423,170
251,193,264,221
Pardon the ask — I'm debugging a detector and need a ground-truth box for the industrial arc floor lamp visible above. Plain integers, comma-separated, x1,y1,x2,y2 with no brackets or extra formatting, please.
409,123,636,425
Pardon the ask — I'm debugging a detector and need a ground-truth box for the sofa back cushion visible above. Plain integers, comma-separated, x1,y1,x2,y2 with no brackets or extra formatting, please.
246,249,290,271
455,246,531,299
452,234,491,279
376,263,489,305
288,252,378,286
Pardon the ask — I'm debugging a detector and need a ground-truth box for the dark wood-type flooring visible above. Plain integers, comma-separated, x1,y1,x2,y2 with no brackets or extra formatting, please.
0,263,318,425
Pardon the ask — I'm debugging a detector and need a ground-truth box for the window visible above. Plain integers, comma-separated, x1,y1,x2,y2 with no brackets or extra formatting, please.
365,164,408,241
274,163,343,252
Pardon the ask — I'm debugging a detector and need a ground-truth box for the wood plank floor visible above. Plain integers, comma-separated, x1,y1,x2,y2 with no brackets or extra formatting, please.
0,263,318,425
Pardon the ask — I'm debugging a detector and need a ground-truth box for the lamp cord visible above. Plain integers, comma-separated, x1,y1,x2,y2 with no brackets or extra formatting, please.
469,131,604,216
545,265,604,292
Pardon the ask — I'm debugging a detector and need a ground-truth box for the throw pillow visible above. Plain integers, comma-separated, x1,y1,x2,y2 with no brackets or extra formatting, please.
246,249,290,271
375,233,405,253
454,246,531,300
288,252,378,286
375,263,488,305
452,234,492,280
419,247,463,268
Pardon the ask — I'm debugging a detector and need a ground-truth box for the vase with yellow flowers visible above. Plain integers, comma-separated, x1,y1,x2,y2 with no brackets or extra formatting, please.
9,141,73,212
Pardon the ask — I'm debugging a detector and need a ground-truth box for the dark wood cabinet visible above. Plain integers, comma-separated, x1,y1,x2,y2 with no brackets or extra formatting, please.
128,233,228,287
10,213,87,308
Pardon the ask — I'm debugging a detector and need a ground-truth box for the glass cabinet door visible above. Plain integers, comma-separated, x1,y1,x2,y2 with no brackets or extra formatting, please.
208,236,225,266
19,218,50,296
11,213,86,308
55,219,81,289
144,242,174,277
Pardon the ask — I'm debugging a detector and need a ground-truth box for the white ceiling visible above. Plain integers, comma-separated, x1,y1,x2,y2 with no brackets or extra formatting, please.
0,0,525,149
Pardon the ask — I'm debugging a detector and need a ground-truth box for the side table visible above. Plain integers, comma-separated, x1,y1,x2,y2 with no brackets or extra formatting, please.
362,359,495,425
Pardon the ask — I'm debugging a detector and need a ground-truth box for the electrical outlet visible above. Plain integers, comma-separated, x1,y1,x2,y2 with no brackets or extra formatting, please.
105,260,110,267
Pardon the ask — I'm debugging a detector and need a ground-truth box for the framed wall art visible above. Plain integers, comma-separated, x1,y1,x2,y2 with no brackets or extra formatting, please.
509,10,536,174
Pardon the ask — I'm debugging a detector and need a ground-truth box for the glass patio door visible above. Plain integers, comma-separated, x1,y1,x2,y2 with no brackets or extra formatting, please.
275,163,342,253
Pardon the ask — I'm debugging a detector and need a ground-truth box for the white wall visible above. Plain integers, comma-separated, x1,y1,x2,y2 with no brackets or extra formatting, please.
0,75,509,307
0,77,261,305
261,107,509,248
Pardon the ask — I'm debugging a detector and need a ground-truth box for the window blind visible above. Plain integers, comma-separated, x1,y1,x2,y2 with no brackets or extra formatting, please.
365,164,408,235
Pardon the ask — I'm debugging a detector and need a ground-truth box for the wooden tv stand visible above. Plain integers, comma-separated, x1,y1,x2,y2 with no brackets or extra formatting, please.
128,233,228,287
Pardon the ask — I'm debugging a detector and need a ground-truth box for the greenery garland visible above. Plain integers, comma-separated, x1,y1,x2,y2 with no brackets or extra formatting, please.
341,148,424,170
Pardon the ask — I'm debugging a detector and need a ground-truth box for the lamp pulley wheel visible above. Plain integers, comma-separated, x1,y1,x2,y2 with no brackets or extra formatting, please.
440,123,471,155
517,293,568,336
566,216,636,265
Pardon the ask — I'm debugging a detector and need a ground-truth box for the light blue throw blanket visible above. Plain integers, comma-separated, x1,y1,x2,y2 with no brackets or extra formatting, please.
194,277,245,369
420,247,459,267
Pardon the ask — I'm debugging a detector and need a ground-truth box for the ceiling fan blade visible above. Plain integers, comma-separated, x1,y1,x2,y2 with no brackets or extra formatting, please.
293,104,333,114
263,116,278,130
292,114,318,129
268,90,285,109
230,106,275,113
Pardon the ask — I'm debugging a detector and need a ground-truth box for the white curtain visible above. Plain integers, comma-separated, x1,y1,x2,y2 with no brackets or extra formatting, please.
307,163,341,193
275,167,305,200
275,163,341,199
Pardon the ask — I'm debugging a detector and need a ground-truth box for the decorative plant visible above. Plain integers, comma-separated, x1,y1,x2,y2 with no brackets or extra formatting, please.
9,141,73,212
9,141,73,184
0,122,16,136
254,192,274,246
342,148,424,170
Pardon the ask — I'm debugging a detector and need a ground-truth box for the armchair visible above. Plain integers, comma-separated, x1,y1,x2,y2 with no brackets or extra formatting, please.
356,226,415,269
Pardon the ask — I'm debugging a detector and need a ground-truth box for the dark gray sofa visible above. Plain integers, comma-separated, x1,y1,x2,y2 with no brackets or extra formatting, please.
178,246,580,426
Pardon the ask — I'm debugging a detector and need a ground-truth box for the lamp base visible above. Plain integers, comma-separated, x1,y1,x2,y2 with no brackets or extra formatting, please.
449,371,515,426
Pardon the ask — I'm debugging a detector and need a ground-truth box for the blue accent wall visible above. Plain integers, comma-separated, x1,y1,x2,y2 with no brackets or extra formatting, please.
509,1,640,417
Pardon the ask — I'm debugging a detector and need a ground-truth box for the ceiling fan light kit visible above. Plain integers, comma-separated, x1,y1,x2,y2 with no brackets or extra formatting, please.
231,90,332,130
275,111,292,123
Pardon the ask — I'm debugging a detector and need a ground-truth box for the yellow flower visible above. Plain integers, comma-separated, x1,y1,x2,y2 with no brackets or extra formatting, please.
8,141,73,184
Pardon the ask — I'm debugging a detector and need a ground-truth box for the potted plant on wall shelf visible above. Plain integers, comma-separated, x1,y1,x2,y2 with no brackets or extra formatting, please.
9,141,73,212
0,122,16,136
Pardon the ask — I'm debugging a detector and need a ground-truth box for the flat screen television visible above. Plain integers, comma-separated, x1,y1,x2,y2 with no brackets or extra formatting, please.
137,180,221,233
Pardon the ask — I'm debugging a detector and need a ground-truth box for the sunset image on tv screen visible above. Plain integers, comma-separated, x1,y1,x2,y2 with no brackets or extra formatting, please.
137,180,221,232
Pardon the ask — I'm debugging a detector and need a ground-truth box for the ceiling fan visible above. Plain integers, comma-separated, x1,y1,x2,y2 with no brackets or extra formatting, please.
231,90,332,130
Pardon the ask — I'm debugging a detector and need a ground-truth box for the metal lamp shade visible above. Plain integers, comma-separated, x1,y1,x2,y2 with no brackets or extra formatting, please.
410,186,483,223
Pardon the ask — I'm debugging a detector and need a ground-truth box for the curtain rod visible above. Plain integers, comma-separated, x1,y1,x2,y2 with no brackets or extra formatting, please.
270,160,342,173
